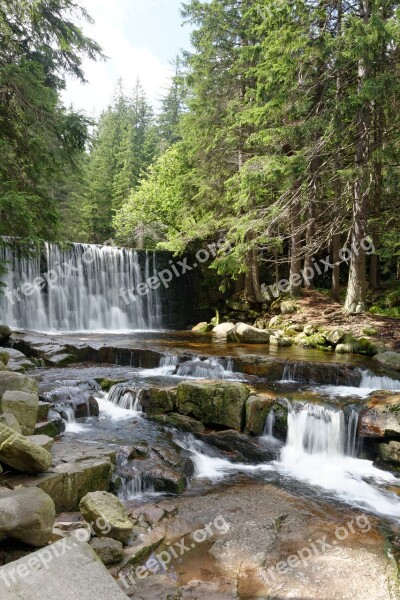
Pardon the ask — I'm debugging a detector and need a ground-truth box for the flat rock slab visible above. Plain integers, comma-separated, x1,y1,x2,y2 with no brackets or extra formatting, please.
0,441,116,512
0,539,128,600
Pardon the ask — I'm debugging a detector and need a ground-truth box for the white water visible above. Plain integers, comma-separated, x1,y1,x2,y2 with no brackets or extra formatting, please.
63,406,89,433
263,409,275,437
118,472,158,501
317,369,400,398
108,384,143,412
182,403,400,519
176,357,237,380
0,242,162,331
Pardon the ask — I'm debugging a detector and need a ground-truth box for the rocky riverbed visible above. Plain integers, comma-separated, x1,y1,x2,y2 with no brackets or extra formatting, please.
1,327,400,599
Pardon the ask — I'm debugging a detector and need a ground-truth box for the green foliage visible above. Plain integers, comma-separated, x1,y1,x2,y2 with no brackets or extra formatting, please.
79,80,158,243
0,0,102,242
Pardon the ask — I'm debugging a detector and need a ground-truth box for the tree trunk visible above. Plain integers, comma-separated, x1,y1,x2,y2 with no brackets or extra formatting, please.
331,233,341,301
344,0,371,314
289,191,302,297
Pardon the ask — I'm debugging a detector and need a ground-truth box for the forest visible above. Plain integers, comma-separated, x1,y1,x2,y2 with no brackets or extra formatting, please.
1,0,400,316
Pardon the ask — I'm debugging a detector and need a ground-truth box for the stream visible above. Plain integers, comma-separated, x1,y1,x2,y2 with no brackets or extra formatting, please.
31,332,400,527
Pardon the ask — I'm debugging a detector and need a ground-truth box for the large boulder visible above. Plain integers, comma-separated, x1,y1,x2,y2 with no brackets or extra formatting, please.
377,440,400,465
140,386,175,415
0,371,38,397
373,351,400,372
200,430,279,463
148,412,205,433
3,348,34,373
245,394,275,436
0,411,22,433
0,389,39,435
0,442,116,512
0,539,129,600
176,380,250,431
228,323,271,344
0,487,55,547
0,324,12,342
0,421,52,473
358,394,400,438
213,322,235,338
80,491,133,543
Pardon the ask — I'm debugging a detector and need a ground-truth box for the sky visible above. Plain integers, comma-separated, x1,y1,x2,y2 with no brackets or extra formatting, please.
62,0,192,116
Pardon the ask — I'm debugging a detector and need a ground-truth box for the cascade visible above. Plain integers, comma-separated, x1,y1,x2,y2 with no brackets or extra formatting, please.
263,409,275,437
176,357,236,380
0,242,162,331
108,384,143,412
359,370,400,392
284,402,346,458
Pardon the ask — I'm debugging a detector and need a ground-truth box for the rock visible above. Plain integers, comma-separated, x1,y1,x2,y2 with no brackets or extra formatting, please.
335,342,354,354
269,335,293,347
245,395,275,436
377,440,400,465
304,324,318,335
0,371,38,397
143,464,187,495
373,351,400,372
0,390,39,435
43,387,99,420
0,360,6,370
226,299,251,312
269,315,283,328
90,537,123,565
0,487,55,547
227,323,271,344
323,329,346,345
0,324,12,342
0,422,52,474
0,539,129,600
26,435,55,451
122,527,165,566
280,301,298,315
192,322,210,333
253,317,270,330
0,350,10,365
127,442,150,459
0,411,22,433
4,348,35,373
140,387,175,415
213,322,235,337
200,430,279,463
148,412,205,433
233,355,285,380
358,394,400,438
37,401,52,421
176,380,250,431
0,441,115,512
34,420,63,437
52,520,92,543
80,491,133,543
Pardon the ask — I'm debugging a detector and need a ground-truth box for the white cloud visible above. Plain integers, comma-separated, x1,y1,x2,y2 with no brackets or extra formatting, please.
62,0,172,116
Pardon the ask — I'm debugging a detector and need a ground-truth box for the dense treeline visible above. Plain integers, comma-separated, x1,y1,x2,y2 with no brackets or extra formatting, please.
1,0,400,314
114,0,400,314
0,0,102,240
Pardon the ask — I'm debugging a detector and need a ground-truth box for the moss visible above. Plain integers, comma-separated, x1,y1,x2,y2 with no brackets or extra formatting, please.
363,327,378,336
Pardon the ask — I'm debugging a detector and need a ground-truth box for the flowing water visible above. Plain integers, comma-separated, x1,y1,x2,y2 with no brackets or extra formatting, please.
0,242,162,331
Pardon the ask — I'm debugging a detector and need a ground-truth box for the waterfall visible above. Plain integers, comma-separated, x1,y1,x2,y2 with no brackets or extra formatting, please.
108,384,143,412
159,354,180,368
345,409,359,458
284,403,346,458
359,370,400,392
176,357,237,380
0,242,162,331
263,409,275,437
118,472,156,500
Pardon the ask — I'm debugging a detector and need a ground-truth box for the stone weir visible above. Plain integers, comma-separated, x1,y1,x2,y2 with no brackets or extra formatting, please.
0,240,206,331
8,331,369,387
